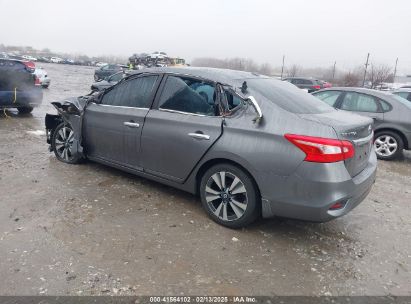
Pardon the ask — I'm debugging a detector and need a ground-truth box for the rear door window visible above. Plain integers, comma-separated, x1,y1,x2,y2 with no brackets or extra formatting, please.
340,92,379,112
101,75,158,108
313,91,342,106
158,76,216,116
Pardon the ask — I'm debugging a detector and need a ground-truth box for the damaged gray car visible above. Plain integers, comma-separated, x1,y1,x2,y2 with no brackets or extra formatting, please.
46,67,377,228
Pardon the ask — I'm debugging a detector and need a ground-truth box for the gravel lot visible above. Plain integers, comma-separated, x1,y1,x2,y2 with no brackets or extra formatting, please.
0,63,410,296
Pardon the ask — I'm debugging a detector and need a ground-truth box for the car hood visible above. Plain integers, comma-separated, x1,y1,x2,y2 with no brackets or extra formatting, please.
51,96,90,113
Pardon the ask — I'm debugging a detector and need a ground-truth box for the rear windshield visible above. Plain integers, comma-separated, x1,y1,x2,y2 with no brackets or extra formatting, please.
391,94,411,109
246,78,334,114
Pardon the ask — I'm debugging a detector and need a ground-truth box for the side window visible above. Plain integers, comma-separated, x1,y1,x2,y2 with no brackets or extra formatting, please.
225,90,244,111
314,91,342,106
379,99,391,112
302,79,312,85
340,92,379,112
101,75,158,108
101,65,109,70
158,76,215,116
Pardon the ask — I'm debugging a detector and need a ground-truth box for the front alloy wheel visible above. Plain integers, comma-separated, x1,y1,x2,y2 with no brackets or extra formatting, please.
200,164,260,228
52,123,81,164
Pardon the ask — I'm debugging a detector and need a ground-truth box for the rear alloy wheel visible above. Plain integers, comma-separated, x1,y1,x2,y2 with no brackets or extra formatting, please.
200,164,260,228
17,106,33,114
374,131,403,160
52,123,81,164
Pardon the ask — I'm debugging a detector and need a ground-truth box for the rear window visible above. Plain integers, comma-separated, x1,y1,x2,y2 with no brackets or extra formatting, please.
246,78,334,114
391,94,411,109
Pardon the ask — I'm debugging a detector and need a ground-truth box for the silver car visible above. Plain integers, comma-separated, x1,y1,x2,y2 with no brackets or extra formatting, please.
45,68,377,228
313,87,411,160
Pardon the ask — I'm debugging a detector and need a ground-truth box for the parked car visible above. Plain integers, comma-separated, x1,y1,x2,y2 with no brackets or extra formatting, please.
22,55,37,61
45,67,376,228
34,67,51,88
319,80,332,88
0,58,43,113
95,62,108,67
313,88,411,160
90,71,125,92
37,57,51,63
94,64,124,81
50,57,63,63
392,88,411,102
283,77,323,92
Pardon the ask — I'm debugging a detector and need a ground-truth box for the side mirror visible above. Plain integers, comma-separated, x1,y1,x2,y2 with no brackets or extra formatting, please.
247,96,263,124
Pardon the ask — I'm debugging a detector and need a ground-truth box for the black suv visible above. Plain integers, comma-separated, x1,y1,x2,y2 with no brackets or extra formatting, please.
94,64,125,81
283,77,323,93
0,59,43,113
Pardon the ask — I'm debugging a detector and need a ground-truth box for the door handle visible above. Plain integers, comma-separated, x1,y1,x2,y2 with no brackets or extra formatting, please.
188,132,210,140
123,121,140,128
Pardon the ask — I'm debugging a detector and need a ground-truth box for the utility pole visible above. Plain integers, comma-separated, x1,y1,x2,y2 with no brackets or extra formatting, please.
332,61,336,80
362,53,370,87
280,55,285,80
393,57,398,83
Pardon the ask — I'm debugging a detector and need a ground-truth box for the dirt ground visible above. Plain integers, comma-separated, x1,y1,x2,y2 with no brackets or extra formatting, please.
0,63,410,296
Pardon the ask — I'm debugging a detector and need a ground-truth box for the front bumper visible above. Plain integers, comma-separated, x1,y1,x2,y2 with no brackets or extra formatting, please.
261,152,377,222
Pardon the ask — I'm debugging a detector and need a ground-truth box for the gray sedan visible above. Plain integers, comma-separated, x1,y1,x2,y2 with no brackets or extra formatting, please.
313,87,411,160
45,68,376,228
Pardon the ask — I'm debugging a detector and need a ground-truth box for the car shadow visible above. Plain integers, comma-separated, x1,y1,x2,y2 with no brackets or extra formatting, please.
0,109,33,119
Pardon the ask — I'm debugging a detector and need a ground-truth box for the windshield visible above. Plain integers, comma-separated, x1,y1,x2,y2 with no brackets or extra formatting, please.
246,78,334,114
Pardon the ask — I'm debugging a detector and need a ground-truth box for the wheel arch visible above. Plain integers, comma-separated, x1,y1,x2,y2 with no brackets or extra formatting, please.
375,127,408,150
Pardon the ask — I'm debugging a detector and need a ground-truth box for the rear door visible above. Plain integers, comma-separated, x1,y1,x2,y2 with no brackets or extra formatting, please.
337,91,384,127
141,75,223,182
83,74,160,169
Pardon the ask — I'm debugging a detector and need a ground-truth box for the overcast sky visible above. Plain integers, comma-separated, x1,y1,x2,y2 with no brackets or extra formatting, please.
1,0,410,72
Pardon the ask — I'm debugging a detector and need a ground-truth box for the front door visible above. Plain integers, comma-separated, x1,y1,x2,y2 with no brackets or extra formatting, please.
141,75,223,182
83,74,160,169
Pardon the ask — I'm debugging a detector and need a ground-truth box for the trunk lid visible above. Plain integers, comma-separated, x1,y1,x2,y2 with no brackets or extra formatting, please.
299,110,374,177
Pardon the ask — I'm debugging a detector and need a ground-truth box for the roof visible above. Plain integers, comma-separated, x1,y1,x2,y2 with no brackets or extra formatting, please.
316,87,407,104
393,88,411,93
135,66,269,85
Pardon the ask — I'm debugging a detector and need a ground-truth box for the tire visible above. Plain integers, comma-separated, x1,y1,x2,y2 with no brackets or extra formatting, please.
51,123,82,164
374,131,404,160
17,106,33,114
42,85,49,89
199,163,260,228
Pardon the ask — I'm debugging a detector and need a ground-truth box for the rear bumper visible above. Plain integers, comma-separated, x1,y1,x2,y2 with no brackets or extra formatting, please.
261,152,377,222
0,88,43,108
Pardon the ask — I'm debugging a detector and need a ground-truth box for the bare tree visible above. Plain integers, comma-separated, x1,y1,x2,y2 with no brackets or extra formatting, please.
286,64,301,77
192,57,273,75
367,64,392,89
340,70,361,87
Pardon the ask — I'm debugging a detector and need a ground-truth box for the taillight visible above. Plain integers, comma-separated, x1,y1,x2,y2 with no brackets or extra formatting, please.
285,134,354,163
34,75,41,85
313,85,321,90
